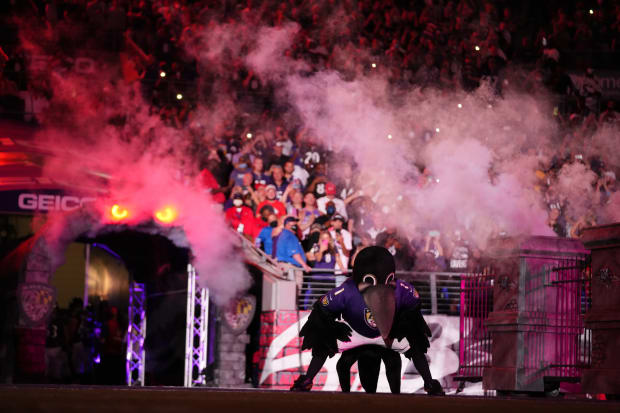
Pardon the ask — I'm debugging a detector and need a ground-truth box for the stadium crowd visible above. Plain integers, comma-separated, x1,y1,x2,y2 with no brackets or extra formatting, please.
0,0,619,275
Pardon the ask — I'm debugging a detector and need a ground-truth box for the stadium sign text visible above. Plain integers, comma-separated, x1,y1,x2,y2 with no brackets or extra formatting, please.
17,193,96,212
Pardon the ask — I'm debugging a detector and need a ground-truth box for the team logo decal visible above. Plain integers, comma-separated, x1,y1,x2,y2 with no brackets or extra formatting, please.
18,283,56,326
223,294,256,334
413,288,419,298
321,295,329,306
364,308,377,329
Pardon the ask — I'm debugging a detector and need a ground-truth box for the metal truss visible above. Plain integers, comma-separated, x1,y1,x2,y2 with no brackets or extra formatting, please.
184,264,210,387
126,281,146,386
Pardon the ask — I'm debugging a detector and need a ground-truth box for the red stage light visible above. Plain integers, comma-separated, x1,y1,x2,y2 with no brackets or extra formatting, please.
154,206,178,224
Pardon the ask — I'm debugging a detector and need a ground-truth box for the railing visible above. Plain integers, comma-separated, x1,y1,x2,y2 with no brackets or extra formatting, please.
542,258,592,381
297,269,475,316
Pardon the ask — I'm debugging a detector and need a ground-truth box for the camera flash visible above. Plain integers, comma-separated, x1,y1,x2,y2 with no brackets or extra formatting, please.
371,63,377,68
435,127,440,133
589,9,594,15
246,133,252,139
457,103,462,108
176,93,183,100
160,71,166,78
387,134,393,139
475,45,480,51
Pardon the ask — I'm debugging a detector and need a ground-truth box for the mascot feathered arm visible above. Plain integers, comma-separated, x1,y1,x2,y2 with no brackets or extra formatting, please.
300,301,352,358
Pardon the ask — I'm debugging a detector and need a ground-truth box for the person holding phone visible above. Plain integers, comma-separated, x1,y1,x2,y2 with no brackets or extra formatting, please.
303,231,343,308
329,214,352,286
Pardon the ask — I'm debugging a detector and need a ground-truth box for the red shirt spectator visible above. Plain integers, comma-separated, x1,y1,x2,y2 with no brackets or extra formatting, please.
256,184,287,217
199,168,226,204
225,194,257,238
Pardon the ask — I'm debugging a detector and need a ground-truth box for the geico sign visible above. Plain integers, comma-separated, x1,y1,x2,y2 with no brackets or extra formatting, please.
18,193,96,212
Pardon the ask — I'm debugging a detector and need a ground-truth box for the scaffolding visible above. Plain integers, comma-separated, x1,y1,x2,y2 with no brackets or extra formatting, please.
126,281,146,386
184,264,210,387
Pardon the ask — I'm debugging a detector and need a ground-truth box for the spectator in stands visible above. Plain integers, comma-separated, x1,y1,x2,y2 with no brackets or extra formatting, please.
328,213,352,286
240,171,254,197
256,184,287,218
421,230,447,271
225,193,256,239
275,125,294,157
446,230,471,272
569,211,597,239
303,229,342,307
256,212,278,255
376,227,415,271
285,186,304,218
282,160,295,183
267,164,289,199
298,191,321,239
317,182,348,220
274,216,311,272
334,162,357,201
306,163,329,199
251,157,269,189
228,154,253,188
265,141,288,169
547,207,567,238
199,162,226,205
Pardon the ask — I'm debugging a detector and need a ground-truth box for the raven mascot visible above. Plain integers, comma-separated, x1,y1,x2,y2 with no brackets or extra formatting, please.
290,246,444,395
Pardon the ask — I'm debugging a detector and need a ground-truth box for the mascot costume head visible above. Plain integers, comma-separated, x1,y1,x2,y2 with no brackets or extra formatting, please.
353,246,397,347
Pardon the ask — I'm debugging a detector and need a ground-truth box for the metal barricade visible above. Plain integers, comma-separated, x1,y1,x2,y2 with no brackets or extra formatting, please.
540,258,592,382
454,256,591,388
457,272,493,381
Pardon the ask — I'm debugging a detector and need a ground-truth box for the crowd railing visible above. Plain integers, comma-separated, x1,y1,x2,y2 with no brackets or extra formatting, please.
296,268,475,316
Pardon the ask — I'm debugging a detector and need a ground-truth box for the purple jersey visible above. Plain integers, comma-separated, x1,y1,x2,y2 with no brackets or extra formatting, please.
320,278,420,338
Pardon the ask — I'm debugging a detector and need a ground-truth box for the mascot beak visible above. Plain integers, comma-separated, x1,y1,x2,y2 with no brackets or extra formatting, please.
362,285,396,348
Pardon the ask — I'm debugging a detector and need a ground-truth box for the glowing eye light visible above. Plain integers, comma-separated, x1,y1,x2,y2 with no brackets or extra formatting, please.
155,206,178,224
110,204,129,220
363,274,377,286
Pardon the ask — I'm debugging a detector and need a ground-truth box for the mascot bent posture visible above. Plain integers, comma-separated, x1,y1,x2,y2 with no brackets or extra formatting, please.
290,246,444,395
